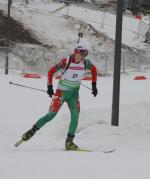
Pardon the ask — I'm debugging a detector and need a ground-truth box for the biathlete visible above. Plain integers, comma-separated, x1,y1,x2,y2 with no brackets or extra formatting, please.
21,42,98,150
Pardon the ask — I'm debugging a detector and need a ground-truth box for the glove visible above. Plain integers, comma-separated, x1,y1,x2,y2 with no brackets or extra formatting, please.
92,82,98,97
47,84,54,98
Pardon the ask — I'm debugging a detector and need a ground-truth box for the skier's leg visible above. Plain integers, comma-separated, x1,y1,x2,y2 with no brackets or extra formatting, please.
67,92,80,135
65,91,80,149
23,89,64,141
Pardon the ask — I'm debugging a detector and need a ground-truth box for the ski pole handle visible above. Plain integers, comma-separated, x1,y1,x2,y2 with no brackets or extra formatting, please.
9,81,47,92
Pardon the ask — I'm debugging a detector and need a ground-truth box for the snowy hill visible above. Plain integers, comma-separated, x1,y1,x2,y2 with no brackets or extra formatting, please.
0,0,150,75
0,0,150,74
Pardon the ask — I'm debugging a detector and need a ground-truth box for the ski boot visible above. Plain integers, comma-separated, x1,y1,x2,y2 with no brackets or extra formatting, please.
65,133,79,150
22,125,39,141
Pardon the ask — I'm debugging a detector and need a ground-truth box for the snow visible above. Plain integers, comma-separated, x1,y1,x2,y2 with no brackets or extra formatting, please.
0,0,150,74
0,72,150,179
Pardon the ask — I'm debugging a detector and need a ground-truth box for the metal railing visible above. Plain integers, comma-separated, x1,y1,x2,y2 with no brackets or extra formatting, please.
10,0,149,38
0,46,149,75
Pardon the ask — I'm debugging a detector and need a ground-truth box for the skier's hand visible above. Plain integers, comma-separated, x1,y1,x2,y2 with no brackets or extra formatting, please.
47,84,54,98
91,82,98,97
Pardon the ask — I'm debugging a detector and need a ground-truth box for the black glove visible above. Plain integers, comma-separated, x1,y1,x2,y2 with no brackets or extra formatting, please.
47,84,54,98
92,82,98,97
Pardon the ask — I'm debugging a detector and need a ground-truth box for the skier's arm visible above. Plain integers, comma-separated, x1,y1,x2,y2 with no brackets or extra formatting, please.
47,58,67,85
85,59,98,97
84,59,97,83
90,64,98,97
90,64,97,83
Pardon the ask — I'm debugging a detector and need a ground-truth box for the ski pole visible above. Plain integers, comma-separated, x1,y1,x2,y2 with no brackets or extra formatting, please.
81,83,92,91
9,81,47,92
9,81,91,92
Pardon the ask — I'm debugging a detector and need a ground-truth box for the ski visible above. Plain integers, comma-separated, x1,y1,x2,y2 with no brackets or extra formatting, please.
14,138,24,147
102,148,116,153
14,138,116,153
64,148,116,153
65,148,92,152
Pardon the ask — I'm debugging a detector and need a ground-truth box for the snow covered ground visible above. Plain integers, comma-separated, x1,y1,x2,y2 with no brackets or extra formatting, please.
0,72,150,179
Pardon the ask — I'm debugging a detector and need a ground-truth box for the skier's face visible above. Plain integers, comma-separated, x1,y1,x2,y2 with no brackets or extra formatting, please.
75,53,85,63
74,49,88,63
